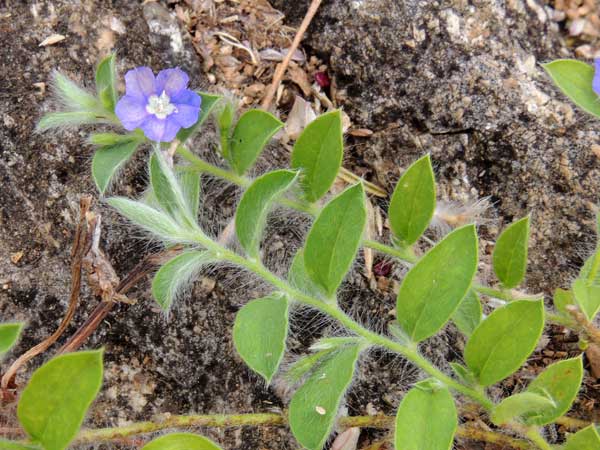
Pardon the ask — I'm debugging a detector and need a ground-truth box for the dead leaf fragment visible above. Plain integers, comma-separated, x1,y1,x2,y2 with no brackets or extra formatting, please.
586,343,600,378
39,34,66,47
10,251,23,264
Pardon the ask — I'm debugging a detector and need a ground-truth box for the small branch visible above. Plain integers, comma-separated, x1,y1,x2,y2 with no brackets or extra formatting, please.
1,197,91,391
260,0,322,110
566,305,600,345
58,245,184,354
0,413,547,449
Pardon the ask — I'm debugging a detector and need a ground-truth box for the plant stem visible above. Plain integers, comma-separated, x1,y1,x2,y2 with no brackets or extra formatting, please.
177,146,249,187
524,427,552,450
196,234,494,410
363,239,418,264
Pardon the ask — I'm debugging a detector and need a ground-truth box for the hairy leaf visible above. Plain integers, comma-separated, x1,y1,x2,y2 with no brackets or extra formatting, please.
152,251,214,311
491,392,556,425
92,139,141,194
543,60,600,118
396,225,478,342
291,110,343,202
0,322,23,359
233,294,288,383
95,53,117,112
493,216,530,288
464,300,545,386
107,197,188,242
285,349,336,383
141,433,222,450
395,380,457,450
523,357,583,426
573,250,600,320
563,425,600,450
304,184,367,297
236,170,297,257
230,110,283,174
52,71,99,111
288,248,324,299
37,112,107,131
451,290,482,337
388,154,436,246
177,92,223,143
289,345,361,450
179,170,201,219
18,350,103,450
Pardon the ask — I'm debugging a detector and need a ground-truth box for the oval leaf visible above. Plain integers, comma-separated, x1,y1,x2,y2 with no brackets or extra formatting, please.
152,251,214,311
564,425,600,450
543,59,600,118
573,250,600,320
288,248,324,299
177,92,222,143
395,380,457,450
291,110,343,202
142,433,222,450
95,53,117,112
451,290,482,337
289,345,361,450
236,170,298,257
464,300,545,386
396,225,478,342
491,392,556,425
523,356,583,426
17,350,103,450
304,183,367,298
230,110,283,174
92,139,140,194
493,216,530,288
388,154,436,246
554,288,575,316
0,322,23,358
233,294,289,383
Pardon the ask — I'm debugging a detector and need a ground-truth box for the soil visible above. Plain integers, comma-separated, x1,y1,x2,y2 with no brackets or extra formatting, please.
1,1,599,449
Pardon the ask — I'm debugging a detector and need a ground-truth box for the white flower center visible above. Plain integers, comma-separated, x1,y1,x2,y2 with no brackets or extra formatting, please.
146,91,177,119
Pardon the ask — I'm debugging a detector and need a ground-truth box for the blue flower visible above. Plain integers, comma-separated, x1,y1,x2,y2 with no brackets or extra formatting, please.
593,59,600,96
115,67,201,142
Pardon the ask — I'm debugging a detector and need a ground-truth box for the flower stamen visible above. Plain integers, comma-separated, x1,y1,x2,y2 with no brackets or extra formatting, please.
146,90,177,119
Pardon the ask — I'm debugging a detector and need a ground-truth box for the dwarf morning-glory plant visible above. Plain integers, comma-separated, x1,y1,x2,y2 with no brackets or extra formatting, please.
4,53,600,450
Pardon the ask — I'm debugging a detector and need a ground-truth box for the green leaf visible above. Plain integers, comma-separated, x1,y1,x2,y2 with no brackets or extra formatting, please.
491,392,556,425
51,71,100,111
37,112,107,132
451,289,482,337
288,249,326,300
394,380,457,450
95,54,117,112
0,440,42,450
554,288,575,315
449,362,477,386
17,350,103,450
464,300,545,386
396,225,478,342
229,110,283,175
289,345,361,450
177,92,223,143
304,184,367,297
216,100,236,161
388,154,436,246
107,197,187,242
563,425,600,450
233,294,288,383
141,433,222,450
179,170,201,219
291,110,343,202
523,356,583,426
0,322,23,358
285,349,335,383
573,250,600,320
152,251,214,311
543,59,600,118
236,170,298,258
92,139,141,194
493,216,530,288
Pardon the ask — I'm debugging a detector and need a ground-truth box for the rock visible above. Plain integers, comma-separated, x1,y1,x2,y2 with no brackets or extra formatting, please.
272,0,600,293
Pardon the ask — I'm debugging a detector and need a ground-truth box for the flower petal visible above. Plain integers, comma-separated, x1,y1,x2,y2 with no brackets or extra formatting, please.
156,68,189,97
125,67,156,100
593,59,600,96
115,95,150,130
171,90,202,128
141,116,181,142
